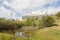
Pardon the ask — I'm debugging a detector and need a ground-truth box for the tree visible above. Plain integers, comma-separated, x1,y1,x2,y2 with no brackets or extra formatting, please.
26,18,31,26
14,21,24,29
55,11,60,18
0,18,23,32
26,18,35,26
41,15,55,27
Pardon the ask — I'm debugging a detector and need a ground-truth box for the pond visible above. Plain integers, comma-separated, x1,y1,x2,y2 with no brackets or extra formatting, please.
15,32,25,37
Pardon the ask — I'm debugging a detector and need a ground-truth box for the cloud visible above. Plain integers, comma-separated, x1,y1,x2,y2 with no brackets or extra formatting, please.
25,0,59,8
0,6,17,19
47,7,60,15
0,0,60,20
3,0,30,10
0,6,10,18
23,7,60,16
21,0,60,15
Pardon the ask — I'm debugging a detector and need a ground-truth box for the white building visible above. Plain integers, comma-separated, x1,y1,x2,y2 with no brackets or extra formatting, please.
22,15,42,21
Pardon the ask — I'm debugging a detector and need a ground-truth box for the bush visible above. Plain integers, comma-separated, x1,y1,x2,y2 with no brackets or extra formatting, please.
41,15,55,27
0,20,16,31
0,18,23,32
55,11,60,17
26,18,35,26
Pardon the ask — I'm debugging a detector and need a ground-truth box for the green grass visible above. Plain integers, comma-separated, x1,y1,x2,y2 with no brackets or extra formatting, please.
0,33,14,40
31,27,60,40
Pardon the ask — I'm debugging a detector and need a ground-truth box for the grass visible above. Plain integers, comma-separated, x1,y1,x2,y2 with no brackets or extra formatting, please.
32,27,60,40
0,33,14,40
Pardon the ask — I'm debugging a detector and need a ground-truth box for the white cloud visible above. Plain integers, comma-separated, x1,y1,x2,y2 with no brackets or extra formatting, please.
0,7,10,18
28,0,59,8
3,0,59,11
3,0,9,5
0,6,17,19
3,0,30,10
22,11,45,16
23,7,60,16
47,7,60,14
3,0,60,11
22,0,60,16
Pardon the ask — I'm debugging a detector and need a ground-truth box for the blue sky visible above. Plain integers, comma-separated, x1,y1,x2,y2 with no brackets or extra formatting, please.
0,0,60,20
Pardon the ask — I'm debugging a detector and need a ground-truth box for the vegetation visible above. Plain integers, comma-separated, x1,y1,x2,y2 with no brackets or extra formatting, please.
55,11,60,17
0,33,14,40
0,11,60,40
41,15,55,27
0,19,24,32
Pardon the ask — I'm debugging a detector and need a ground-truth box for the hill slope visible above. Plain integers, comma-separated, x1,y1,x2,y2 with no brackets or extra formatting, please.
31,19,60,40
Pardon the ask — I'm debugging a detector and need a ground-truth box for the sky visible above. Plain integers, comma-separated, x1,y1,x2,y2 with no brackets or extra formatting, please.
0,0,60,20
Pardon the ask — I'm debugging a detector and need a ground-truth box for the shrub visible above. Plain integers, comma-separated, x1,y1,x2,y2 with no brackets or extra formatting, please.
55,11,60,17
26,18,35,26
41,15,55,27
0,18,23,32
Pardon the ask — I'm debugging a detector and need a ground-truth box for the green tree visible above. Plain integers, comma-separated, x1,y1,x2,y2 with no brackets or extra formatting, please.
0,18,23,32
26,18,35,26
42,15,55,27
55,11,60,17
55,11,60,19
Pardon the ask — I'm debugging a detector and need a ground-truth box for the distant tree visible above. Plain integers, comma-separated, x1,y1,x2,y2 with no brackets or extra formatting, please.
55,11,60,18
26,18,35,26
14,21,24,29
26,18,31,26
0,19,23,32
0,18,6,20
0,20,16,30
